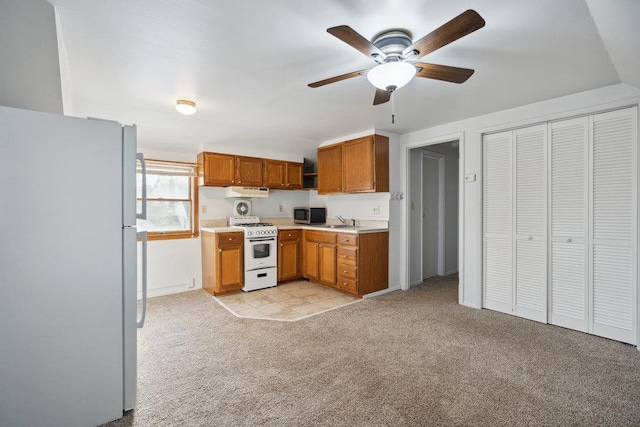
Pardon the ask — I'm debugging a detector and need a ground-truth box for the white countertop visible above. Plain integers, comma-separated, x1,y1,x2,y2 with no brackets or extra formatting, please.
201,224,387,234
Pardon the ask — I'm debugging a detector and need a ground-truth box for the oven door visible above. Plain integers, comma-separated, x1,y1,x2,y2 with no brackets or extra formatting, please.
245,237,277,271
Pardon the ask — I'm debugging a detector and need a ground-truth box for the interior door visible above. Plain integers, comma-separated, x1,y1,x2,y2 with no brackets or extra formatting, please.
483,130,513,314
549,117,589,332
589,107,637,344
422,155,440,279
514,124,547,322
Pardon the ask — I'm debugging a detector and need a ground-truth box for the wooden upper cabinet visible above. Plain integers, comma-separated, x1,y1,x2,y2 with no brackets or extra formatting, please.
235,156,263,186
199,151,303,190
317,134,389,195
198,152,236,186
286,162,303,189
264,159,286,188
264,159,303,190
317,143,343,194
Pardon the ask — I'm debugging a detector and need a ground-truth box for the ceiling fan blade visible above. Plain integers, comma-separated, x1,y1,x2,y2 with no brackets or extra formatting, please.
414,63,475,83
327,25,387,61
373,88,391,105
403,10,485,60
308,69,369,88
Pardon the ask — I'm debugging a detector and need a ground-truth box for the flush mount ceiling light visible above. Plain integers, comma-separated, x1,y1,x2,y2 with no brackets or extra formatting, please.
176,99,196,115
366,61,416,91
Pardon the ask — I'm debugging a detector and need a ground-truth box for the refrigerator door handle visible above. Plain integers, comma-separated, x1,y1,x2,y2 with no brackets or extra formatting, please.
137,230,148,328
136,153,147,220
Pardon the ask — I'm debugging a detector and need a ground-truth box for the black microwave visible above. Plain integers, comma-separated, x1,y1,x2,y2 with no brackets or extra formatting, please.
293,207,326,224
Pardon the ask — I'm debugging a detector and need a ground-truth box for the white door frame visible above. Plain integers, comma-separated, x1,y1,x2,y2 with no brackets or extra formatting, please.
403,132,465,305
422,150,446,278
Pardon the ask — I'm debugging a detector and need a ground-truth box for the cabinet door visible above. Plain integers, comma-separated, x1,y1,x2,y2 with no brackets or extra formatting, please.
203,153,235,186
549,117,589,332
318,243,337,286
317,144,343,194
303,239,319,280
590,107,637,344
483,130,513,314
514,124,547,322
264,160,286,188
278,239,301,281
343,136,375,192
286,162,303,189
217,245,243,293
236,156,263,186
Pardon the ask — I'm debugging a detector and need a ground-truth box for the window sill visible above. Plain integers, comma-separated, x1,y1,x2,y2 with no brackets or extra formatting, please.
138,232,199,241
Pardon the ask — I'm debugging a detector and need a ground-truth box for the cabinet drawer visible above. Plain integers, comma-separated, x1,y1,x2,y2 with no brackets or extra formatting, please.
337,277,358,294
217,232,243,246
338,233,358,246
338,263,357,279
305,230,336,244
337,246,357,265
279,229,301,242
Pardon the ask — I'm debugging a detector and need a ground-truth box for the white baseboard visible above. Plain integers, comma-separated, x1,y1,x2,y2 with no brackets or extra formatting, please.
410,280,423,286
138,283,200,299
445,270,459,275
363,286,401,299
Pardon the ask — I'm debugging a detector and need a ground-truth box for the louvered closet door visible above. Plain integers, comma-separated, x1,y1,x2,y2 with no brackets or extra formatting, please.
549,117,589,332
483,131,513,314
590,107,637,344
514,124,547,322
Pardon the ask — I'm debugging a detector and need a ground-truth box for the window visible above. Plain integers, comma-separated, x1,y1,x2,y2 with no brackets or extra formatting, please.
137,159,198,240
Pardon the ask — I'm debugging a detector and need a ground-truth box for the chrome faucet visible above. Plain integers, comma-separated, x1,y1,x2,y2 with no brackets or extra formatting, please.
336,215,347,225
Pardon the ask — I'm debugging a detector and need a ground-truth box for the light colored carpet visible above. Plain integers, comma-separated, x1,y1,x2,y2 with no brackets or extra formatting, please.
213,280,361,321
104,275,640,426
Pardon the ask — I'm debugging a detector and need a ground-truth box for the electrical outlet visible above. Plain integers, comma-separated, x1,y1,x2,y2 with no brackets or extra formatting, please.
187,278,195,288
373,205,380,215
279,204,283,212
201,205,208,214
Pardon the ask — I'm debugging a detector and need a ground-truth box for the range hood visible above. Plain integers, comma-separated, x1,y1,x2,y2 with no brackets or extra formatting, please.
224,186,269,198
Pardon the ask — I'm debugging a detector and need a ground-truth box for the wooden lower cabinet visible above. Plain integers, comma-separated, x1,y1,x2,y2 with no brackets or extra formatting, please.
336,232,388,296
278,230,302,281
303,230,337,287
201,231,244,295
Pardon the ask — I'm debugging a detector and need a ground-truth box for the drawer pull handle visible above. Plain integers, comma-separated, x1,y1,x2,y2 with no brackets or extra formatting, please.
343,255,348,258
229,238,233,241
343,270,348,273
343,282,348,286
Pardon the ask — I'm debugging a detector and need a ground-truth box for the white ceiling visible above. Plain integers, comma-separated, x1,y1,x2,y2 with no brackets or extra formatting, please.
49,0,639,159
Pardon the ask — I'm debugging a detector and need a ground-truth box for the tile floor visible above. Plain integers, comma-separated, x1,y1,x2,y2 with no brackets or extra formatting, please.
213,280,361,321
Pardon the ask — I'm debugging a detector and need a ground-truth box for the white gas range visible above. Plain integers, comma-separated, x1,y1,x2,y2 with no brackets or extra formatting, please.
229,216,278,292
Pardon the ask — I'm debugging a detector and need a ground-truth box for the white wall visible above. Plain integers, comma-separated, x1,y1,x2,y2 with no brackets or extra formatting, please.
0,0,63,113
137,238,202,298
200,187,310,220
308,191,390,222
400,83,640,309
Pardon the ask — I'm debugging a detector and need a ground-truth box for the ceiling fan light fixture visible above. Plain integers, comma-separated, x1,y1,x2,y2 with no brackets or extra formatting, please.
176,99,196,115
367,62,416,91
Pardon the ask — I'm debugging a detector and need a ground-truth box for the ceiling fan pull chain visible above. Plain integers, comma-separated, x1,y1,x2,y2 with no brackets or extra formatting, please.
391,91,395,124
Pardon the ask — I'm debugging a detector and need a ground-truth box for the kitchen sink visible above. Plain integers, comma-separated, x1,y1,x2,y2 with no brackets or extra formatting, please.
308,224,350,229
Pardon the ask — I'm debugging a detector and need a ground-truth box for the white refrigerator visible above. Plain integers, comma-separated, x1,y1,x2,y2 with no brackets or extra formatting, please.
0,106,147,427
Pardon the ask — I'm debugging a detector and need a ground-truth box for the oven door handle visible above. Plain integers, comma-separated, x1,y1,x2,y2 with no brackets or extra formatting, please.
249,238,276,242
